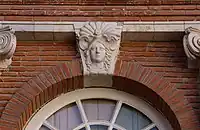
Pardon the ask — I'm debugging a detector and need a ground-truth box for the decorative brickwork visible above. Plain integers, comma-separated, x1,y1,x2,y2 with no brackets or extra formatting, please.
0,0,199,5
0,4,199,21
0,41,199,130
0,41,198,130
0,1,199,130
1,59,199,130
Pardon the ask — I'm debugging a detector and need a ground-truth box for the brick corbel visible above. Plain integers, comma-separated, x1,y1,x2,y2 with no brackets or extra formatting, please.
183,27,200,68
0,26,16,75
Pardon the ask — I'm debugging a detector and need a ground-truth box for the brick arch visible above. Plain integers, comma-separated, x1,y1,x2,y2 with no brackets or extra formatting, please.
113,60,199,130
0,60,198,130
0,60,84,130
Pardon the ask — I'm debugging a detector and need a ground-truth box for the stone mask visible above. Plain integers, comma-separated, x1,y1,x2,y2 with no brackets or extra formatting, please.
76,22,122,74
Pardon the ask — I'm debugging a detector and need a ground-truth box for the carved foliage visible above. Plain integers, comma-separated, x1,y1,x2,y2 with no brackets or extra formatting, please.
0,26,16,69
76,22,122,74
183,27,200,60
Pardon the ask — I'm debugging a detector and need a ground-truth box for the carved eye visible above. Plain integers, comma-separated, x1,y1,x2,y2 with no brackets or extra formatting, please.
91,47,95,51
100,47,104,51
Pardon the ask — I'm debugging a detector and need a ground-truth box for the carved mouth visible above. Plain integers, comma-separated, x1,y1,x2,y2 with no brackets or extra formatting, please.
96,54,101,57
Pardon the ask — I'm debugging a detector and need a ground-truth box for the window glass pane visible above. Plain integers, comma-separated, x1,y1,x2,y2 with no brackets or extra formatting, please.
90,125,108,130
82,99,116,121
67,102,82,129
47,106,68,130
151,127,159,130
39,125,49,130
98,99,116,121
116,104,152,130
116,104,133,130
82,99,98,121
137,112,152,129
46,102,82,130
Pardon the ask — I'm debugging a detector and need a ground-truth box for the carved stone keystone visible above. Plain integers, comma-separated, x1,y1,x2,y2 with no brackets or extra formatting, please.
183,27,200,68
75,22,122,75
0,26,16,71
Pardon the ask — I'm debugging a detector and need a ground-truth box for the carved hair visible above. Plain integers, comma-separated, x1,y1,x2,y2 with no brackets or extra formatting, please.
78,22,121,51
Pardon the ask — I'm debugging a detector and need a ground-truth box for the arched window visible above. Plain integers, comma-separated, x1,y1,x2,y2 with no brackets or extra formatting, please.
25,88,172,130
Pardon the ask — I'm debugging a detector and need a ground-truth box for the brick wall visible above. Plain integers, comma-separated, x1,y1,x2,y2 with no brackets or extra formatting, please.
0,41,79,116
0,40,199,129
3,41,197,90
1,0,199,5
0,1,200,129
119,42,200,121
0,1,199,21
1,41,79,87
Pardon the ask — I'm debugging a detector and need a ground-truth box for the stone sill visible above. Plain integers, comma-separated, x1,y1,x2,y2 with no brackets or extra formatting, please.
1,21,197,42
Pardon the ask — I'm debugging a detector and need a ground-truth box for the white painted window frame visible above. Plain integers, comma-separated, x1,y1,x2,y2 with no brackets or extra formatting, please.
24,88,172,130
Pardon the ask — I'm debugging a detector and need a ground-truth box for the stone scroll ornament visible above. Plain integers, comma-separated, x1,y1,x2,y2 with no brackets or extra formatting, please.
0,26,16,70
183,27,200,60
76,22,122,74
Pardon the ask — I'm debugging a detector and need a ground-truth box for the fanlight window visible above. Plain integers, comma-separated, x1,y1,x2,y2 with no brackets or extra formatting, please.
39,99,158,130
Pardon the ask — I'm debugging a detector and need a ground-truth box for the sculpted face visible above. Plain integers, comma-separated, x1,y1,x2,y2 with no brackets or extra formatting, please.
89,41,106,63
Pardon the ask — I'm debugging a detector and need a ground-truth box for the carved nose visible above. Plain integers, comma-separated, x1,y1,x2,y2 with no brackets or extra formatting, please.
96,47,100,53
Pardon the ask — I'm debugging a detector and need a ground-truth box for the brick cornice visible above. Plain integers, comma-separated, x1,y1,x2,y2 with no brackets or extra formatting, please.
0,5,199,16
0,60,199,130
0,4,199,22
0,1,199,5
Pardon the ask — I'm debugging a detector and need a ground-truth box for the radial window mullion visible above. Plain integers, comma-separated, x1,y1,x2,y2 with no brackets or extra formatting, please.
108,101,123,130
141,123,156,130
43,121,59,130
76,100,91,130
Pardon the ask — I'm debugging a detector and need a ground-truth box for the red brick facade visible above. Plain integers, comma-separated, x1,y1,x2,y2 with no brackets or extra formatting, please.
0,41,199,129
0,1,200,21
0,1,200,130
